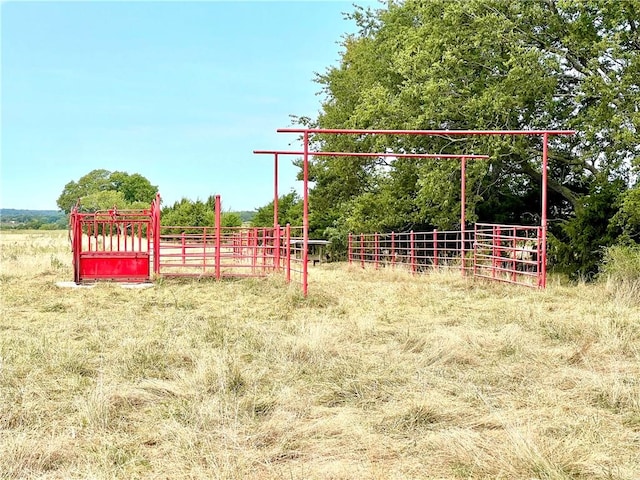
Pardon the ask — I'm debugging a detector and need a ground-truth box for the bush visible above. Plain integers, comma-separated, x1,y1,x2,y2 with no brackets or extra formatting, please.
599,244,640,305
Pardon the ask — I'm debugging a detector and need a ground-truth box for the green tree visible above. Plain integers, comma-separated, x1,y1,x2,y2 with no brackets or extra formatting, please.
221,212,242,228
161,198,214,230
57,169,158,213
251,191,303,228
161,198,242,232
610,185,640,244
300,0,639,275
80,191,129,212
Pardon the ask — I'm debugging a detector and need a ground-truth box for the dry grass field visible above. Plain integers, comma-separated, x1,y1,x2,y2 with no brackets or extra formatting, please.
1,230,639,479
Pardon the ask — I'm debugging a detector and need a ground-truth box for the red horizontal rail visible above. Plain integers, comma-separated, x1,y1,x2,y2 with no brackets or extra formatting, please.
277,128,576,136
254,150,490,159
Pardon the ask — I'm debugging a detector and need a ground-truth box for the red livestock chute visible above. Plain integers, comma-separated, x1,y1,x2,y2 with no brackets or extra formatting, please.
69,202,157,284
69,194,304,288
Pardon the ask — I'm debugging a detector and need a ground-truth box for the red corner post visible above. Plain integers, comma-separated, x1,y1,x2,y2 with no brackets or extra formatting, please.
274,153,279,229
153,193,161,276
215,195,221,280
460,157,466,275
541,133,549,288
303,131,310,296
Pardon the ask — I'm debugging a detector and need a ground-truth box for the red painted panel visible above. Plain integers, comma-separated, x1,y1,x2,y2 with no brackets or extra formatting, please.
78,252,150,283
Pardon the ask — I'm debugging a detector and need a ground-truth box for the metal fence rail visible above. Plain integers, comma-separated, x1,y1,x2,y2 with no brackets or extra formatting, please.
473,223,542,287
348,224,544,288
348,230,471,271
158,226,285,278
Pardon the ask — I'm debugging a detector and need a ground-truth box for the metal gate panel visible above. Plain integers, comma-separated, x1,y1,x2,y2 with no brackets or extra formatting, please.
70,207,154,284
473,223,542,287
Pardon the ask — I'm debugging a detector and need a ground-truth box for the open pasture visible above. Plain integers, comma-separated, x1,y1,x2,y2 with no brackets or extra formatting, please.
0,231,639,479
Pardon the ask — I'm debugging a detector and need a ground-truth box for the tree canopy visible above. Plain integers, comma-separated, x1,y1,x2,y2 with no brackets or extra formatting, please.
57,169,158,213
251,191,303,229
161,196,242,233
298,0,639,276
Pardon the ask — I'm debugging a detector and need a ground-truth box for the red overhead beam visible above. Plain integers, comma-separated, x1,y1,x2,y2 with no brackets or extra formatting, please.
253,150,490,159
277,128,576,136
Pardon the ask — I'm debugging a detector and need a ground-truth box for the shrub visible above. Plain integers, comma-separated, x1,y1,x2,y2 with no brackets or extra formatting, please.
599,243,640,305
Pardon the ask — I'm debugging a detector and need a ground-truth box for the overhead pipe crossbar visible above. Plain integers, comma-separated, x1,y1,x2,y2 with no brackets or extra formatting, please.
274,128,575,295
255,147,493,296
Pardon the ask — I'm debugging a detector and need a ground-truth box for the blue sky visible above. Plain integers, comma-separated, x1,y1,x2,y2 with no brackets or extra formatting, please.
1,1,374,211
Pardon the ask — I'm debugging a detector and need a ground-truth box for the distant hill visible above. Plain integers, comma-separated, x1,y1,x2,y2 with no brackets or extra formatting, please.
0,209,255,230
1,208,63,217
0,209,67,230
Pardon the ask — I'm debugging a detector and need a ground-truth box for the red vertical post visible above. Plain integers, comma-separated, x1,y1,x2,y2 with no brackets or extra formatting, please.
410,230,416,273
348,233,352,264
511,227,517,282
391,231,395,267
181,232,186,266
153,194,161,275
275,225,281,271
541,133,548,288
252,227,258,274
433,229,438,269
285,224,291,283
215,195,221,280
473,223,478,277
537,227,543,287
492,225,497,278
303,131,309,296
262,227,267,273
73,212,81,283
109,221,113,251
274,153,279,229
374,232,379,270
496,226,502,278
360,233,365,268
460,157,466,275
203,227,207,273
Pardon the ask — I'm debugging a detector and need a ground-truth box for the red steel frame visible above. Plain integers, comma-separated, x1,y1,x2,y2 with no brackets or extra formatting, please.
70,193,303,285
254,149,490,295
70,200,159,283
276,129,575,295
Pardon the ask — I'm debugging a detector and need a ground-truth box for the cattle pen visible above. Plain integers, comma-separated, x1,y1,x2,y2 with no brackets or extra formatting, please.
69,128,574,295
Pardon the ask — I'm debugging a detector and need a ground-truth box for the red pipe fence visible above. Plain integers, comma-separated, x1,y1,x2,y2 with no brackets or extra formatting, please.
348,224,543,288
70,194,305,288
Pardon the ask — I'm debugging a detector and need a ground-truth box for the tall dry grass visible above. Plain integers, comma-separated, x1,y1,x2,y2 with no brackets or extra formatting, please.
0,230,639,479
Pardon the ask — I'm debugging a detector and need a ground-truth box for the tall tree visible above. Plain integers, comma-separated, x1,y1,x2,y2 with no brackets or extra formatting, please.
302,0,639,275
57,169,158,213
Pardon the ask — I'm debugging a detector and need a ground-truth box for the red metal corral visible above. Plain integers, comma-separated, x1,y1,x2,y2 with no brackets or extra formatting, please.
157,225,285,278
349,229,469,272
69,194,306,290
472,223,543,287
349,223,543,288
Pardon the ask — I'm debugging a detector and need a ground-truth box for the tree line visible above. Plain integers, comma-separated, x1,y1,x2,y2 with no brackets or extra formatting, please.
291,0,639,277
52,169,256,231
